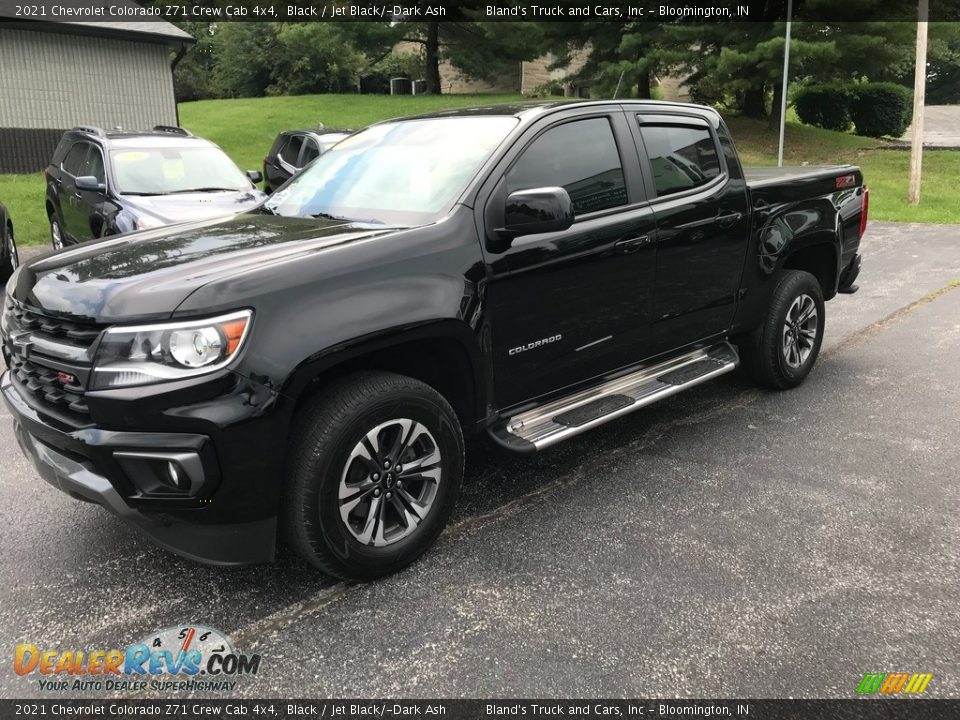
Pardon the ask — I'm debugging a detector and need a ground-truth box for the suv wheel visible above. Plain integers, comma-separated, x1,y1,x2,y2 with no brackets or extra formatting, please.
50,216,64,250
6,223,17,272
739,270,825,390
283,371,464,581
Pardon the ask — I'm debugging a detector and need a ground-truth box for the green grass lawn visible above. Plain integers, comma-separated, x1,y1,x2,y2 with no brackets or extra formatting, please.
1,93,956,246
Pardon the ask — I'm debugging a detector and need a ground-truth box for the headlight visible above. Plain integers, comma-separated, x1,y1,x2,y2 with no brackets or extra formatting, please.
91,310,252,389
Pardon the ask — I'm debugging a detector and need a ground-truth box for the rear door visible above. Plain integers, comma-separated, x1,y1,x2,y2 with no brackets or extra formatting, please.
481,109,658,409
631,112,750,355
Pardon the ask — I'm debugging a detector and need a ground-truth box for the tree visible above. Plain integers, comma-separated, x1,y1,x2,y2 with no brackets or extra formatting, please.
538,20,667,99
349,4,542,94
212,23,278,98
268,24,364,95
169,21,218,102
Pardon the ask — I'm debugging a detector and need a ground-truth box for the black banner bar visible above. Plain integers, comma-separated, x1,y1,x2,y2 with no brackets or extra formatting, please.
0,0,958,24
1,700,959,719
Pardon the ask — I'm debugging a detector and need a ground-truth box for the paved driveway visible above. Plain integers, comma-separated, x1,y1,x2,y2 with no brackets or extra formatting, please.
901,105,960,148
2,222,959,699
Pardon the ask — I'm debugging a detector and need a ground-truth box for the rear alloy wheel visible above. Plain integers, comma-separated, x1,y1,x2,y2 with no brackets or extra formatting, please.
283,371,464,581
781,293,818,370
50,217,64,250
739,269,825,390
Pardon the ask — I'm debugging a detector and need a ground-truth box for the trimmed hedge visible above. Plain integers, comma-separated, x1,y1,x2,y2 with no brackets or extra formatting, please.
849,83,913,138
794,83,852,132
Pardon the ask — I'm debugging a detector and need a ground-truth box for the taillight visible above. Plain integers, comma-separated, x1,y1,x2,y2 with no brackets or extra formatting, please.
859,187,869,238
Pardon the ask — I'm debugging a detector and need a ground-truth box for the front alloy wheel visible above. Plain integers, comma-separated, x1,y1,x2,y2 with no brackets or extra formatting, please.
283,371,464,581
51,218,64,250
339,419,442,547
6,226,17,272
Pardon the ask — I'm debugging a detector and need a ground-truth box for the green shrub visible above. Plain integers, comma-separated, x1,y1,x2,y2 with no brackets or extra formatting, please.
793,83,852,132
849,83,913,138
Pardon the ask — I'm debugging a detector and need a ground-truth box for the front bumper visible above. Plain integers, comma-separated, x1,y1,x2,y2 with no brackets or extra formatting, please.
2,371,276,565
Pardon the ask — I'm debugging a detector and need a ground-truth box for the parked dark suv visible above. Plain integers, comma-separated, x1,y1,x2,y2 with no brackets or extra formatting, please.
0,202,19,284
263,127,352,193
44,126,266,249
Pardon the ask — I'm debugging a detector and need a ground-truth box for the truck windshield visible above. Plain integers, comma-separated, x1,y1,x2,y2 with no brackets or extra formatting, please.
262,116,518,226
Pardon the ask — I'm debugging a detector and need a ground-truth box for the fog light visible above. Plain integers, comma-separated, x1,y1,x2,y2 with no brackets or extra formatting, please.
113,451,205,497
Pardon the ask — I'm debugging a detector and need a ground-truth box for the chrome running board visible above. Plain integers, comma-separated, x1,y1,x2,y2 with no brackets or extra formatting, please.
489,342,739,453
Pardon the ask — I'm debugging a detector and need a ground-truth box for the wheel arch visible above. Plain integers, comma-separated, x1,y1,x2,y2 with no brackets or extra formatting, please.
780,238,839,301
282,321,485,434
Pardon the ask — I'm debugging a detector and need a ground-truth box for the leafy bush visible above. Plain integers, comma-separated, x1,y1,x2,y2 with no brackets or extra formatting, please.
849,83,913,138
793,84,852,132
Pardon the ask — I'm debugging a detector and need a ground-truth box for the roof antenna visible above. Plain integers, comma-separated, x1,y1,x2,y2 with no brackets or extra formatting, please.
612,71,625,100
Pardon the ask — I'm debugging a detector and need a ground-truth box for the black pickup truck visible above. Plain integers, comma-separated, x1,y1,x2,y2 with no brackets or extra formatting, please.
1,101,867,580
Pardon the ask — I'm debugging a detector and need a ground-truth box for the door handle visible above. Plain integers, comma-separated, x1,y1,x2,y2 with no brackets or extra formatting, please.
716,210,743,228
614,235,651,254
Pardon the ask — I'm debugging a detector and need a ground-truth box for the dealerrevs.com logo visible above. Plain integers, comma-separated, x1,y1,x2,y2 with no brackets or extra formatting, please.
14,625,260,693
856,672,933,696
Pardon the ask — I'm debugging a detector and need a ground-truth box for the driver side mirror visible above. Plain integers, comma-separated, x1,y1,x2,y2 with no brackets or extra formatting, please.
246,170,263,184
499,187,574,239
75,175,106,193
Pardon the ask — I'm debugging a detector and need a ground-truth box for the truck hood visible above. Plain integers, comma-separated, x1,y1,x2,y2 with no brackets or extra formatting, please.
123,189,267,223
10,213,403,323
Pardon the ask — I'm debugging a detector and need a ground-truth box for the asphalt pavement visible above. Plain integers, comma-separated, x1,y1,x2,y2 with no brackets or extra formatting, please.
1,221,959,699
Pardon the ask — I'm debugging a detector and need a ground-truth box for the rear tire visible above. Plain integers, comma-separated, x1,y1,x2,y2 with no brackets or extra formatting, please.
738,270,825,390
283,371,464,581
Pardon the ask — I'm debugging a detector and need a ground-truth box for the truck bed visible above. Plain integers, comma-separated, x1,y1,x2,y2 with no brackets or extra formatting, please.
743,165,858,188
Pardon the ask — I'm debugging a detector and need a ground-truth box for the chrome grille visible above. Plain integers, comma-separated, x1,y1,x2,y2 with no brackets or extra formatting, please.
2,297,103,424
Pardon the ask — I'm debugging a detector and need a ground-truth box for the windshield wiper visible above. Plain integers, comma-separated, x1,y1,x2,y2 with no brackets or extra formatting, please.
312,212,385,225
166,187,243,194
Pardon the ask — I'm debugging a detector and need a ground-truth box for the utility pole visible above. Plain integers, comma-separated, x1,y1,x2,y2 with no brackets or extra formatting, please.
908,0,929,205
776,0,793,167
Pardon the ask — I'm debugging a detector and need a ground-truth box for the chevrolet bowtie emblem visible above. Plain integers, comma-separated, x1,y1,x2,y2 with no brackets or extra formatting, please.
10,332,32,360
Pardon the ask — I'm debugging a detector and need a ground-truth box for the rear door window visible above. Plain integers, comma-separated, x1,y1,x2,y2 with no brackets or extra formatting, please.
506,117,627,216
280,135,304,166
637,123,721,196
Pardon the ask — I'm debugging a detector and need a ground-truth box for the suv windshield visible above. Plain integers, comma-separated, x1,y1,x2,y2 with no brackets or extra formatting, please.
111,145,250,195
263,117,518,226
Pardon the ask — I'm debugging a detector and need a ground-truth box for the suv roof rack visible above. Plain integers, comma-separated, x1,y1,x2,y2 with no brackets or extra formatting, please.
72,125,106,137
152,125,192,136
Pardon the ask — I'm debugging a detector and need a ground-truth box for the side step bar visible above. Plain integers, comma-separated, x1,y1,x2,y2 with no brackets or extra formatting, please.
489,342,739,453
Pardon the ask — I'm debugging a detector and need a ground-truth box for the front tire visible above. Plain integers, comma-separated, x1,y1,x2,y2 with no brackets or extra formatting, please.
283,371,464,581
0,222,17,284
739,270,825,390
50,215,65,251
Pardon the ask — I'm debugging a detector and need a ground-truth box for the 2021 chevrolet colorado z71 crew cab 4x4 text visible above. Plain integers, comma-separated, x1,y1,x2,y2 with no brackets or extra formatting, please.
2,101,866,580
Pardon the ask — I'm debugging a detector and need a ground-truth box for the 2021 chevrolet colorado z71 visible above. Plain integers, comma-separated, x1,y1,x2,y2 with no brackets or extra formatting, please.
2,101,866,580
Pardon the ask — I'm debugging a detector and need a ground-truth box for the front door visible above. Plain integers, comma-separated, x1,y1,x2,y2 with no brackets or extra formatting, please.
59,142,91,241
482,111,658,409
